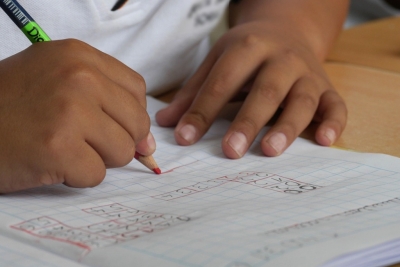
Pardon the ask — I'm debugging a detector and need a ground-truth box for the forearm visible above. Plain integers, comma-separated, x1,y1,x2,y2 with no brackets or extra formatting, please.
229,0,349,60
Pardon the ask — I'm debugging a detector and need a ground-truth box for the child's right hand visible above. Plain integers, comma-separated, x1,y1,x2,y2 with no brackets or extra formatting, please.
0,39,153,193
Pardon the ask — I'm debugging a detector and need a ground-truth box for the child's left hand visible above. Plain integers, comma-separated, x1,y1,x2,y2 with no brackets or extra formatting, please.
156,19,347,158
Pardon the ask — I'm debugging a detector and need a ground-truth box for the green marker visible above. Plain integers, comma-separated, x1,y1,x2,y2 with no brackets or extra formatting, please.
0,0,50,43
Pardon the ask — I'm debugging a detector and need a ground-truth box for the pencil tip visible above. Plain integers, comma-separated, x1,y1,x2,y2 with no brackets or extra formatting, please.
153,168,162,175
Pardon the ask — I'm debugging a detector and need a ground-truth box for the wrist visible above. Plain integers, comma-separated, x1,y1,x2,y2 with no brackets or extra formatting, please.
233,17,329,62
229,0,348,61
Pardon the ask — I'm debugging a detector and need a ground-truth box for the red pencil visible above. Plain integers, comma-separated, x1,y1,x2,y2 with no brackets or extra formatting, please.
134,152,161,175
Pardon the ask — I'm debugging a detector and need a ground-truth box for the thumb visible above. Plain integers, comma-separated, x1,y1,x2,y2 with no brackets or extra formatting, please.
135,132,156,156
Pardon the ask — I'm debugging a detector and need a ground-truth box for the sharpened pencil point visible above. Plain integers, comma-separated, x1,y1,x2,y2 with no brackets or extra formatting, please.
134,151,160,175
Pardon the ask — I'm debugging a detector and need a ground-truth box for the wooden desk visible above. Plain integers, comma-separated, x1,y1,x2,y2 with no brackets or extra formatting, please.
325,17,400,158
328,17,400,73
322,62,400,157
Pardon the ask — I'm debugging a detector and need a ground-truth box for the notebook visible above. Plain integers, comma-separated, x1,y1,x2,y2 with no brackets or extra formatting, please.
1,97,400,267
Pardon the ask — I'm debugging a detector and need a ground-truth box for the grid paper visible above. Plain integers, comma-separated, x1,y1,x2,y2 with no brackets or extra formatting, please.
0,97,400,267
0,235,87,267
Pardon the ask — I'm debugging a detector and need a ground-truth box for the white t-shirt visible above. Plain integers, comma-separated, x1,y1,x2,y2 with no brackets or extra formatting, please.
0,0,229,95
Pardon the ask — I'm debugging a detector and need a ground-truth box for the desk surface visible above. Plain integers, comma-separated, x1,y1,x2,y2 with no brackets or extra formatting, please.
325,17,400,157
328,17,400,73
320,62,399,157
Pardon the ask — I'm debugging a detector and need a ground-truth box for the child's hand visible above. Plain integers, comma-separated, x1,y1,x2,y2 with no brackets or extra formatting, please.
156,20,347,158
0,39,154,193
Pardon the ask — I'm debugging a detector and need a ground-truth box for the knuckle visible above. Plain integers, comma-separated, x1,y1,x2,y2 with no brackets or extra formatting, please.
53,39,93,62
58,38,91,54
41,131,67,161
41,111,82,158
323,90,348,115
54,96,82,123
257,86,282,105
281,49,299,63
280,122,298,140
237,116,259,134
279,49,307,70
58,63,99,88
303,71,321,82
187,110,212,126
294,93,318,110
241,34,264,50
133,72,146,92
206,79,228,99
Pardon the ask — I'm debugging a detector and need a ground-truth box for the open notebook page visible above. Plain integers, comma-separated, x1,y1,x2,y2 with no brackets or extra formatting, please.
1,96,400,267
322,238,400,267
0,235,87,267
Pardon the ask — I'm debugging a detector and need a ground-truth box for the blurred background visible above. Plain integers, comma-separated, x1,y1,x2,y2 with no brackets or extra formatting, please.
346,0,400,27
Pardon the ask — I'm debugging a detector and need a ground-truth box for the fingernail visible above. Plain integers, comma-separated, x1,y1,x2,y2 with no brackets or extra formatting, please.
228,132,248,157
178,124,197,143
324,128,336,145
147,132,156,151
267,132,286,155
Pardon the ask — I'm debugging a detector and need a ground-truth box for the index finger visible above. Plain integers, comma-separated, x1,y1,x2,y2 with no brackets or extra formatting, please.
174,45,266,145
